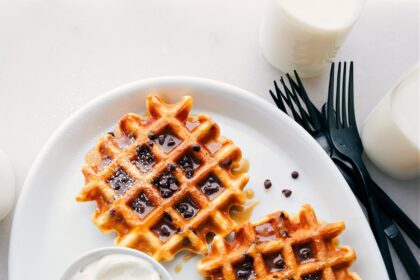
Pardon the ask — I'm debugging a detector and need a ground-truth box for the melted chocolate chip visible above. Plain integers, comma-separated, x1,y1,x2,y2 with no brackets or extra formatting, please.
176,197,200,220
282,189,292,197
200,174,224,199
152,172,179,198
264,179,272,189
154,128,182,153
220,158,232,168
234,255,256,280
133,145,156,172
191,143,201,152
291,171,299,179
167,163,177,172
167,137,176,146
263,252,286,272
293,242,315,263
302,272,322,280
178,153,201,179
279,230,290,238
107,169,135,195
151,217,177,242
107,132,115,136
163,212,173,222
158,134,166,145
131,192,154,217
148,130,157,140
147,140,154,147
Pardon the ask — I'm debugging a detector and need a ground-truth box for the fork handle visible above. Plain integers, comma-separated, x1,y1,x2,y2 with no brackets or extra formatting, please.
382,213,420,280
373,180,420,248
333,158,420,247
351,161,397,280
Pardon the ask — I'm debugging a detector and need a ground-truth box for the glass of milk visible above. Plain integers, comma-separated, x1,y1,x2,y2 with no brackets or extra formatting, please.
260,0,365,77
362,66,419,180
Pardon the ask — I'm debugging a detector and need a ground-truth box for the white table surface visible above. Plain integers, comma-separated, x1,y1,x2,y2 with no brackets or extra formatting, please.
0,0,418,279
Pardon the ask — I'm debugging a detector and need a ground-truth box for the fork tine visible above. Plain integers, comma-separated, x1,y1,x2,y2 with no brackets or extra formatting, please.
286,74,312,126
327,63,336,129
336,62,342,128
281,76,310,130
348,62,356,127
271,81,287,112
274,78,304,126
342,62,348,128
292,70,323,131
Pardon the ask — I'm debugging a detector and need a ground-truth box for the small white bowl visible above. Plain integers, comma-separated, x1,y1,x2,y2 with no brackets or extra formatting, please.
61,247,173,280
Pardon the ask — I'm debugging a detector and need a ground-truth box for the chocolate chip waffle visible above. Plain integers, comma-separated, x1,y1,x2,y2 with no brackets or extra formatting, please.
198,204,359,280
76,95,249,261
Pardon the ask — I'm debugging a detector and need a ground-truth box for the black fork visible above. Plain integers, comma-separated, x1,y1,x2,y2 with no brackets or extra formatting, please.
271,72,420,250
270,68,420,279
327,62,397,280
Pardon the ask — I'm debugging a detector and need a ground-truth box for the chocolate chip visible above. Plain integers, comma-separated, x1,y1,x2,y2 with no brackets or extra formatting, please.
147,140,154,147
279,212,285,219
264,179,272,189
300,247,311,259
177,203,188,213
107,169,135,195
176,197,199,220
294,243,314,263
133,145,156,172
163,212,173,222
274,257,285,269
178,154,200,178
291,171,299,179
220,159,232,168
153,171,179,198
234,255,255,280
109,209,116,217
148,130,157,140
167,137,176,146
160,225,170,237
182,238,191,246
167,163,177,171
282,189,292,197
191,143,201,152
279,230,289,238
158,134,166,145
204,184,219,195
107,132,115,136
302,273,322,280
160,188,172,198
185,170,194,179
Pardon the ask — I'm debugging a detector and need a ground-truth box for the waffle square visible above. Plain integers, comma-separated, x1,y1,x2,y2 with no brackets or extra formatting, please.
198,205,359,280
77,95,249,261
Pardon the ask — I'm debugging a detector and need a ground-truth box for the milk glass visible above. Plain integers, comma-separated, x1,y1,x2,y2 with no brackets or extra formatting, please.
362,66,419,180
260,0,366,77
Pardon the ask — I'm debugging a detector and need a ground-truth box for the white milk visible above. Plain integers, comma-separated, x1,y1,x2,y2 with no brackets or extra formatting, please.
362,66,420,180
260,0,365,77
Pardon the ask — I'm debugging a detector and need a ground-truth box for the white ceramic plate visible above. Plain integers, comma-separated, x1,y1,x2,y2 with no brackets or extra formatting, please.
9,77,387,279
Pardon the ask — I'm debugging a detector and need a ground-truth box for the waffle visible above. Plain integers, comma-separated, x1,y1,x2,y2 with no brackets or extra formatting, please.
198,204,359,280
76,95,249,261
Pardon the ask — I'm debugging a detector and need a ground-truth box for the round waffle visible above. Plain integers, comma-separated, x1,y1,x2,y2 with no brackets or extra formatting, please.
76,95,249,261
198,204,359,280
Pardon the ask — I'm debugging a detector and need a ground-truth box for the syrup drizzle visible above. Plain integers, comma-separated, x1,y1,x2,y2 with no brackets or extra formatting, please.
229,201,260,225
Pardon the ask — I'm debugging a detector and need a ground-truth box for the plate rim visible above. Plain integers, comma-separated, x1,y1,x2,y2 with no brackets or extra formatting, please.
9,76,385,278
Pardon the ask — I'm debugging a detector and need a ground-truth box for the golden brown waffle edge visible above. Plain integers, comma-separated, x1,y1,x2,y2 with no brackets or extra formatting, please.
198,204,359,280
76,95,250,261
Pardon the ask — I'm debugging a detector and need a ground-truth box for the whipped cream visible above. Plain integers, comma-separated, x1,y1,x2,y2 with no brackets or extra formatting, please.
71,254,161,280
